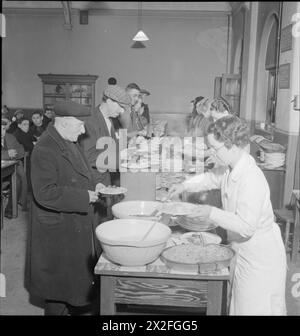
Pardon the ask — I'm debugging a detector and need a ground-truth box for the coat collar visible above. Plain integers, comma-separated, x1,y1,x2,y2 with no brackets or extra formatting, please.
96,105,117,140
46,124,92,180
229,152,256,182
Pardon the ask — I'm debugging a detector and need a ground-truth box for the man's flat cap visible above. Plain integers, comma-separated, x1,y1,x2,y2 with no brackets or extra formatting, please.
53,100,91,119
103,85,131,107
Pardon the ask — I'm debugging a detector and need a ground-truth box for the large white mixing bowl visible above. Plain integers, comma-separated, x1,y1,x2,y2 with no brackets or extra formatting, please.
95,219,171,266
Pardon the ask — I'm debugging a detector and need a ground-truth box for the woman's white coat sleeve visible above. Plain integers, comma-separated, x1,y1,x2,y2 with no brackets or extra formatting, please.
182,166,226,193
209,171,266,238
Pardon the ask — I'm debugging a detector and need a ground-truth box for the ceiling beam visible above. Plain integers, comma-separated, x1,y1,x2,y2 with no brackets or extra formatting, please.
61,1,72,30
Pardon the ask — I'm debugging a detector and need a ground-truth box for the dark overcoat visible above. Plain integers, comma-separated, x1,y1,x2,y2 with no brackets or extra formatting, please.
28,125,99,306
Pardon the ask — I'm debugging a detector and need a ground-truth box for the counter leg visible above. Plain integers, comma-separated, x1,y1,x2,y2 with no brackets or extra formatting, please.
100,276,116,315
206,281,223,315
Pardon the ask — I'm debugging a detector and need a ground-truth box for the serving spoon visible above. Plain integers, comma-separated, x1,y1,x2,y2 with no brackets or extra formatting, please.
140,222,157,241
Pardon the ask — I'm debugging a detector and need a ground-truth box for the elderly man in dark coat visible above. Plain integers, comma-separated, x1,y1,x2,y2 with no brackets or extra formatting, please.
28,102,101,315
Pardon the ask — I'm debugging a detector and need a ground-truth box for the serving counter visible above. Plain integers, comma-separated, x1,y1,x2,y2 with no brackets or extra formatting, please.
94,227,230,315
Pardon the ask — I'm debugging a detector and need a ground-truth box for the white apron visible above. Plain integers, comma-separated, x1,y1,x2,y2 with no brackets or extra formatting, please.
183,153,287,315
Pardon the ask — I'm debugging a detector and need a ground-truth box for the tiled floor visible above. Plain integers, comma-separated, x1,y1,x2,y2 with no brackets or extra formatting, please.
0,204,299,315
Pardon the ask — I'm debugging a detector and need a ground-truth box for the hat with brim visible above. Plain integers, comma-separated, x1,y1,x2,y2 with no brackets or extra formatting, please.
103,85,131,108
53,100,91,120
140,89,150,96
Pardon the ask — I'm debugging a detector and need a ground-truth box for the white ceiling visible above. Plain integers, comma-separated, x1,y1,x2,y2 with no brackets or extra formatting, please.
2,1,238,13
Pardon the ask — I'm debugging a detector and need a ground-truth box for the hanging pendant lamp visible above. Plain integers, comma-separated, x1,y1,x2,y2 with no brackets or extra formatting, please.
132,2,149,41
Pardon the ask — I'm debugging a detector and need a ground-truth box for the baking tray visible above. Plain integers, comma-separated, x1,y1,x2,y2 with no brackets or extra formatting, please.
160,244,235,274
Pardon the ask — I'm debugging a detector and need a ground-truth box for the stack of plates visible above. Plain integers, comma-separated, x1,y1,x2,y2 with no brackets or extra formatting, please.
264,152,286,168
175,215,217,232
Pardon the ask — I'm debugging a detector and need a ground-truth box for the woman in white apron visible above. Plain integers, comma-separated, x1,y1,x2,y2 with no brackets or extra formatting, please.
168,116,287,315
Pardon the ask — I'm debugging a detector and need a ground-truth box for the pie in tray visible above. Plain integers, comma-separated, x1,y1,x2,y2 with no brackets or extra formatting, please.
161,243,234,264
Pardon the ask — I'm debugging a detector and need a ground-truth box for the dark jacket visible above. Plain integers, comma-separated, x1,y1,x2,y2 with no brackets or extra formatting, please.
6,121,18,134
1,133,25,160
79,105,119,186
28,124,98,306
13,128,35,153
29,121,48,140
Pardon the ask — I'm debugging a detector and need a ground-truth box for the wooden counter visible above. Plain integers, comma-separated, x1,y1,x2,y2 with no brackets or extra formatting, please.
94,227,230,316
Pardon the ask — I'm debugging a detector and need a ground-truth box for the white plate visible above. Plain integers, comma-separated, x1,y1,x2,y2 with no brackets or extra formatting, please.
98,186,127,195
181,232,221,245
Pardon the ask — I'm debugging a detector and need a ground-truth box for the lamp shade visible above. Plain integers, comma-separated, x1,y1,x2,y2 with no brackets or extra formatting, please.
133,30,149,41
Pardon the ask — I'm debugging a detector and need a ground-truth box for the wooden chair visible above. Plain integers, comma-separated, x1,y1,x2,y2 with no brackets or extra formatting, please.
274,207,295,258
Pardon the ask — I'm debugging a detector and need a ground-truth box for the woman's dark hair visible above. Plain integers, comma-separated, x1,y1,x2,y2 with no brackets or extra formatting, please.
32,110,42,117
207,115,250,149
191,96,204,118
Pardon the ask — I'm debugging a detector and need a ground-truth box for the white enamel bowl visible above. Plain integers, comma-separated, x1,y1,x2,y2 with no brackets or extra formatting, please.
112,201,161,220
95,219,171,266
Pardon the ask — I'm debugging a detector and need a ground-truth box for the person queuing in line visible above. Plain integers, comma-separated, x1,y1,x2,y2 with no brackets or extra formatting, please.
28,103,103,316
188,96,213,137
107,77,124,133
13,117,36,153
117,83,141,137
139,88,151,125
79,85,131,189
43,107,55,126
7,109,24,134
168,115,287,315
29,110,48,141
13,117,37,193
132,92,153,138
1,116,12,131
121,83,153,139
1,119,28,217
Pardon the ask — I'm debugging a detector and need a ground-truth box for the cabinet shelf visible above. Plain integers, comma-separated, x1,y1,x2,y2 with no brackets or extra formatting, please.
38,74,98,111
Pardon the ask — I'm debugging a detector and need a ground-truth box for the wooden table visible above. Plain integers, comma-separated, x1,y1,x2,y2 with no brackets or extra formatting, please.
94,230,230,315
1,160,18,220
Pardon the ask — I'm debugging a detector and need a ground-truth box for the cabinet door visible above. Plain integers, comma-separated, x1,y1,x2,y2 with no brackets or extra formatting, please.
44,84,68,109
221,74,241,116
69,84,92,107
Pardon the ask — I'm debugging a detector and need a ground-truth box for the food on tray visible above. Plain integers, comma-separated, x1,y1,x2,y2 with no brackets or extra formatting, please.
98,186,127,195
181,232,221,245
157,201,198,215
162,244,234,264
